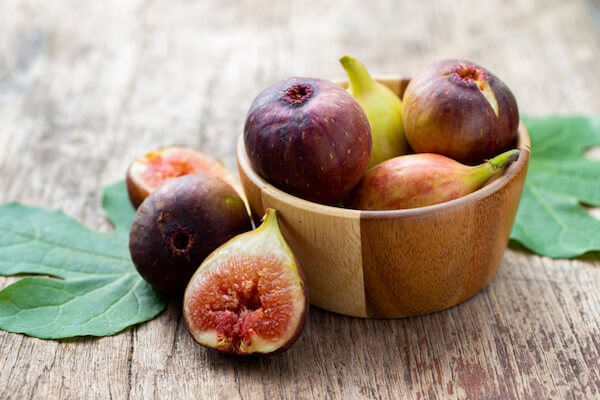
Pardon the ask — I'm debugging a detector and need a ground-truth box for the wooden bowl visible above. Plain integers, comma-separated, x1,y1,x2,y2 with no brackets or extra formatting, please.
236,77,530,318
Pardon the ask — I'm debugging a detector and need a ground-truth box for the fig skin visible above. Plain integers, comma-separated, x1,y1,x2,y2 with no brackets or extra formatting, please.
402,60,519,165
348,149,520,210
183,209,309,356
129,174,252,296
126,145,242,209
244,77,372,205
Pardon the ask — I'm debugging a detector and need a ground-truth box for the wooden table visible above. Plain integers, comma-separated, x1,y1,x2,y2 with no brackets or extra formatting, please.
1,1,599,398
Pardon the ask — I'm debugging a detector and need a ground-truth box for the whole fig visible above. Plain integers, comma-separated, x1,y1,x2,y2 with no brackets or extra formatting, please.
402,60,519,164
340,55,408,167
129,174,252,295
348,149,520,210
244,77,372,205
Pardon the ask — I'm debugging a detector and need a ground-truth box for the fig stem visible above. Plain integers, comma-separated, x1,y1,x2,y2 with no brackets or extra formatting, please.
340,54,375,94
468,149,520,185
260,208,279,231
487,149,520,170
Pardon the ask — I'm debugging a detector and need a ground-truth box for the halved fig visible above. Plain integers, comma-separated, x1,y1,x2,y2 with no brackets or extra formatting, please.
126,145,242,208
183,208,308,355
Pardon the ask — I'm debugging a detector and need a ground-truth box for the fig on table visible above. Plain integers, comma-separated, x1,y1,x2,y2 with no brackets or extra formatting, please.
129,174,252,296
183,208,308,355
126,145,242,208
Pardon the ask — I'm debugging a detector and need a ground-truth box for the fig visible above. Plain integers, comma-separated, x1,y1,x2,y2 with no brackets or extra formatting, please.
244,77,372,205
126,145,242,208
129,174,252,296
183,208,308,355
402,60,519,165
340,54,409,167
348,149,520,210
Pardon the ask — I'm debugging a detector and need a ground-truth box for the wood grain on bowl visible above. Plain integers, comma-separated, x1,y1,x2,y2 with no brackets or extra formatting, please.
237,78,530,318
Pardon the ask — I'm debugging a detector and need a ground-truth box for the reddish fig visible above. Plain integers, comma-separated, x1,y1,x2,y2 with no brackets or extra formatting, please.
129,174,252,296
126,145,242,208
402,60,519,164
348,149,520,210
183,208,308,355
244,77,372,205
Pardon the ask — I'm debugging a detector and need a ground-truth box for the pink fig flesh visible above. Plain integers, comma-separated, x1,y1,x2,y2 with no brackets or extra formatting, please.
126,145,242,209
348,149,520,210
183,209,308,355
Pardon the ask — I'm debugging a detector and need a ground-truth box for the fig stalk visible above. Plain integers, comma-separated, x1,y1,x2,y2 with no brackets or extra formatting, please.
468,149,521,183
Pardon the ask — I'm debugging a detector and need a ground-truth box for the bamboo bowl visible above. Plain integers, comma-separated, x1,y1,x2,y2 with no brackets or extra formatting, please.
237,77,530,318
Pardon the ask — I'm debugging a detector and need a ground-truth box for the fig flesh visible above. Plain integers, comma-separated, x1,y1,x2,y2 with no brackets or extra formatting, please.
129,174,252,296
126,145,242,208
340,55,408,167
402,60,519,165
348,149,520,210
244,77,372,205
183,208,308,355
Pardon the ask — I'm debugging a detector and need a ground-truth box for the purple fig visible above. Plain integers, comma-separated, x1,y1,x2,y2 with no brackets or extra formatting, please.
129,174,252,296
402,60,519,165
244,77,372,204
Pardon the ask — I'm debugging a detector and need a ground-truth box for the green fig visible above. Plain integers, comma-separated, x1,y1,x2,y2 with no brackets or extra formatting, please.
340,54,409,167
348,149,520,210
183,208,308,355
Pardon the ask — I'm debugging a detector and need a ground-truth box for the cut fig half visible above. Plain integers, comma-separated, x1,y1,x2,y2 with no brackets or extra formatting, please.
126,145,243,208
183,208,308,355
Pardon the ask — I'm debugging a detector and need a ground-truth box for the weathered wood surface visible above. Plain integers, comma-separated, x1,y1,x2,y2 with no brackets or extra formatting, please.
1,0,599,399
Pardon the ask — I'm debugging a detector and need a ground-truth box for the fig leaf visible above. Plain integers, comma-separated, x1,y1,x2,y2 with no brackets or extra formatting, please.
0,181,167,339
511,116,600,258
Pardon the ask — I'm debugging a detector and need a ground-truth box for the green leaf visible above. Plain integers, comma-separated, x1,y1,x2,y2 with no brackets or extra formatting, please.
511,116,600,258
0,181,168,339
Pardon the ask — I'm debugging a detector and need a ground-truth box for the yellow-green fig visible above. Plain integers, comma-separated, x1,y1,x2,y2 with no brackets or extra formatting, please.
340,55,409,167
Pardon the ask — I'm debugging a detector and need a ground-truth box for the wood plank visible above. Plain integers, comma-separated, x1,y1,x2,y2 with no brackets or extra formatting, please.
1,0,599,398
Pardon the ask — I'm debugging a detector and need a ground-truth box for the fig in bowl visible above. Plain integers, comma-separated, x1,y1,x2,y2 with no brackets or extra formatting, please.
244,77,372,205
340,54,409,167
402,60,519,164
238,77,530,318
348,149,520,210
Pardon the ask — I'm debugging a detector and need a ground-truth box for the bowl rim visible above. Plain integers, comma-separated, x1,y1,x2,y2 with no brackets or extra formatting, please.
237,78,531,220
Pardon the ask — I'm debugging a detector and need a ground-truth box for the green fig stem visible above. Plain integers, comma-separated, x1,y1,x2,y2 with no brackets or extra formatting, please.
487,149,520,170
340,54,376,94
470,149,520,184
258,207,280,233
